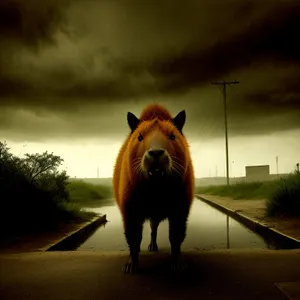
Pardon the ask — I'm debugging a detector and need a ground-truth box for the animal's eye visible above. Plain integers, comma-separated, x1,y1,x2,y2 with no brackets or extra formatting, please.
138,134,143,142
169,133,175,140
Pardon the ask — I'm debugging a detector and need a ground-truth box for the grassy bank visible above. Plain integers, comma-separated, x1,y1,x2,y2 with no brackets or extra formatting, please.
196,180,278,200
68,180,113,206
196,171,300,217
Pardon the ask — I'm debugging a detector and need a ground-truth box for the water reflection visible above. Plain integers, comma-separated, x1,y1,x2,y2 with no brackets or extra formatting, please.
227,215,230,249
78,199,271,251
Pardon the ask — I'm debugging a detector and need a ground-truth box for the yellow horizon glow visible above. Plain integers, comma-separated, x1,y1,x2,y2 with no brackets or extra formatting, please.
4,129,300,179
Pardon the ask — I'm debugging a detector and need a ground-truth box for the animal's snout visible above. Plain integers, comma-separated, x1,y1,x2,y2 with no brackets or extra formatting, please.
148,148,165,159
143,147,170,178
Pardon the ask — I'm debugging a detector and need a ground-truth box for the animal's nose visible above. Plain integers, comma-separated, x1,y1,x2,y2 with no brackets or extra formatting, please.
148,148,165,158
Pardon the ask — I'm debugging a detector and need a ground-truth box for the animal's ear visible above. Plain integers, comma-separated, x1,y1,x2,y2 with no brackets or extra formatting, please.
173,110,186,133
127,112,139,132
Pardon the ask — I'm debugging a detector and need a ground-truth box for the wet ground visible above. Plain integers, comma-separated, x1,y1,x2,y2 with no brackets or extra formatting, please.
78,198,275,251
3,199,299,300
2,249,300,300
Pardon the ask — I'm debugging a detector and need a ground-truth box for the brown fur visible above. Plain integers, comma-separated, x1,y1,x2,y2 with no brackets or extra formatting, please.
113,103,195,273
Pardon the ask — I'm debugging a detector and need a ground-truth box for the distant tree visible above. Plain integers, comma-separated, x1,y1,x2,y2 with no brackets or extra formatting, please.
20,150,71,202
0,141,82,235
21,151,64,180
0,141,24,178
0,141,15,165
0,141,70,202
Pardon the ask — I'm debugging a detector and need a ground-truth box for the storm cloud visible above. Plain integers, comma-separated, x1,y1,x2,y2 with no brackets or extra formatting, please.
0,0,299,142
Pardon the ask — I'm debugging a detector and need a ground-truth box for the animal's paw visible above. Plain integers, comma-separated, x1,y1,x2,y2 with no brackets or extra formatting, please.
122,262,138,274
148,242,158,252
171,260,188,274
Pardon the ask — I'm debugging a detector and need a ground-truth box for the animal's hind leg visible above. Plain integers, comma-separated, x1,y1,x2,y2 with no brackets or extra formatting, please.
148,218,160,252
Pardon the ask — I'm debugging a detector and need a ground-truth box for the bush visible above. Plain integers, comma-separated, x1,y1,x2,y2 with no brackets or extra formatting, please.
35,170,71,204
0,141,90,237
266,171,300,217
195,170,300,217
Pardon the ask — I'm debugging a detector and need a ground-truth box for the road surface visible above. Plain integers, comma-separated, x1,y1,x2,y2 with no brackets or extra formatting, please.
1,249,300,300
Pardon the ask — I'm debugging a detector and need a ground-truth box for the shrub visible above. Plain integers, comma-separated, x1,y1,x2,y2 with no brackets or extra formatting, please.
266,171,300,217
0,141,87,237
195,170,300,217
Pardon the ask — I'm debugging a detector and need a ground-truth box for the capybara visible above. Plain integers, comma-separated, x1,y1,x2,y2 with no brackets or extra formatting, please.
113,103,195,274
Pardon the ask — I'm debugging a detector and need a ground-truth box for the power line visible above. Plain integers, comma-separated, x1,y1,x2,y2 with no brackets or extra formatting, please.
211,80,240,186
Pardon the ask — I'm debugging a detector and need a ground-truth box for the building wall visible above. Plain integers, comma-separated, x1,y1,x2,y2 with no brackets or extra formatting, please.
245,165,270,182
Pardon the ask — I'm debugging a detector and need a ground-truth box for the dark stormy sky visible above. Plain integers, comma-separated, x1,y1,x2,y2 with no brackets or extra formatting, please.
0,0,299,177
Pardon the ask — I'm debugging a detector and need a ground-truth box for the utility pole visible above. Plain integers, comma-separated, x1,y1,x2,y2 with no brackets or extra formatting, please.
296,163,299,173
275,156,279,175
226,215,230,249
211,80,239,186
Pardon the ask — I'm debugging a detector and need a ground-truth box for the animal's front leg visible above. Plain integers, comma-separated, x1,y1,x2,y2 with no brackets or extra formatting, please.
168,212,189,272
148,218,160,251
123,216,144,274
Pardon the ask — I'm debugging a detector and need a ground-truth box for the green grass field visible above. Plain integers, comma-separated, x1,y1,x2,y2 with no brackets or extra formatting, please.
196,171,300,217
195,180,278,200
68,180,113,206
70,173,300,217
